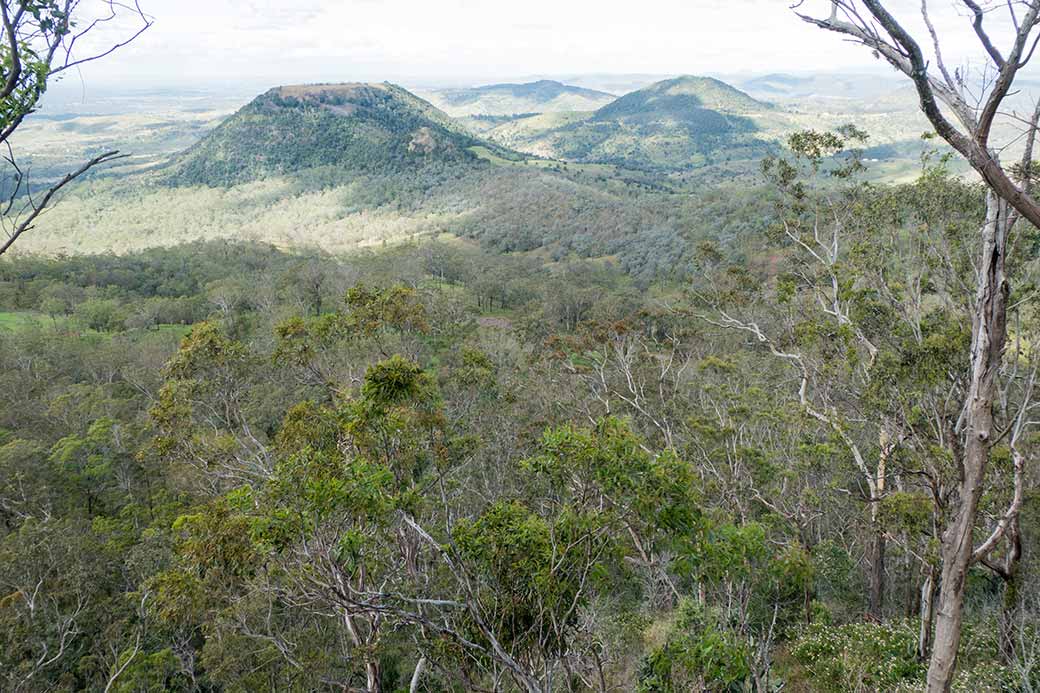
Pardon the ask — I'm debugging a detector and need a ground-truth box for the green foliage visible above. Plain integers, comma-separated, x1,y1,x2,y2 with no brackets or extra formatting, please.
346,283,429,336
167,83,484,187
638,600,752,692
453,500,599,656
0,150,1030,693
453,346,497,388
76,298,128,332
108,648,189,693
150,499,259,627
791,620,924,691
526,418,703,571
362,355,432,407
0,1,71,129
811,540,865,620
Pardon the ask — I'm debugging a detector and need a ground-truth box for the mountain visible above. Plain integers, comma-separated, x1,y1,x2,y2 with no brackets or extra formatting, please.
27,80,762,279
420,80,616,117
167,83,486,186
484,76,775,174
597,76,769,116
737,72,903,102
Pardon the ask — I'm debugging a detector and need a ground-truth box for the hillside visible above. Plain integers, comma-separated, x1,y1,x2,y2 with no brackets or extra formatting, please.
483,75,776,174
167,83,486,186
420,79,616,117
597,75,769,116
13,75,952,270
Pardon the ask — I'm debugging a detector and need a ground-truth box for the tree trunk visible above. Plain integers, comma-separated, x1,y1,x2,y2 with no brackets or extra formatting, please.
926,193,1010,693
366,660,381,693
998,522,1022,664
918,566,937,660
867,523,886,621
868,431,890,622
409,656,426,693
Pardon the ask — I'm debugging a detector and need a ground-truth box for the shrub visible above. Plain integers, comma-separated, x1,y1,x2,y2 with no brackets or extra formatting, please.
790,620,924,691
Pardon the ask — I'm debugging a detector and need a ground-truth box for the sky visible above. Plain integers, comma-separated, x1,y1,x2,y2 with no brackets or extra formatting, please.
62,0,993,91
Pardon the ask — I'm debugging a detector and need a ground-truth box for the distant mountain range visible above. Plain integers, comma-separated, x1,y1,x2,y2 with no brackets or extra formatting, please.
419,80,616,117
22,72,953,262
735,72,904,101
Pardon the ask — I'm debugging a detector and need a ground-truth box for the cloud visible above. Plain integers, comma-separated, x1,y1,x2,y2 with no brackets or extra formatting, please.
65,0,1000,88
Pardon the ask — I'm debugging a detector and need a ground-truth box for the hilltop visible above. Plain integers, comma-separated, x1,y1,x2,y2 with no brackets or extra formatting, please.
166,82,486,186
597,75,769,117
420,79,616,117
484,75,775,174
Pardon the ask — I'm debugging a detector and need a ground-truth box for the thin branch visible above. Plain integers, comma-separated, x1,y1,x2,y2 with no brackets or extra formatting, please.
961,0,1007,67
0,150,127,256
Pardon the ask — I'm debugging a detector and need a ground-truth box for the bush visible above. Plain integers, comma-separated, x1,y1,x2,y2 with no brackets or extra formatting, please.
76,298,128,332
638,600,751,693
790,620,924,691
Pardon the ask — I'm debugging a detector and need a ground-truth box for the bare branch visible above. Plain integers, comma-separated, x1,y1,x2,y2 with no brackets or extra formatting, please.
962,0,1008,67
0,150,127,256
922,0,959,93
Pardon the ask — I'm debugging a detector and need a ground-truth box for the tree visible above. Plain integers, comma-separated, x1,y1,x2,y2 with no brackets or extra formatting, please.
702,130,896,623
0,0,151,256
795,2,1040,690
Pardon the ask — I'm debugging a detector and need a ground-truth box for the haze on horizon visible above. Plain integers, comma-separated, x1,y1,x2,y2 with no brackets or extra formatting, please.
60,0,996,92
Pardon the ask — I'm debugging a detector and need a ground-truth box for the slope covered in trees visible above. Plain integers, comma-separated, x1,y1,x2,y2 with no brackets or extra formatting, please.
484,76,778,174
3,4,1040,687
166,83,489,187
2,145,1038,690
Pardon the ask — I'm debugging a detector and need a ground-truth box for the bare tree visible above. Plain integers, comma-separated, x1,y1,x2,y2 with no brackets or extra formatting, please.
794,2,1040,690
0,0,152,255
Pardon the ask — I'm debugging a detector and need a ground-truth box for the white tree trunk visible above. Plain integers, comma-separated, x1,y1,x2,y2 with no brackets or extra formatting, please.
926,193,1010,692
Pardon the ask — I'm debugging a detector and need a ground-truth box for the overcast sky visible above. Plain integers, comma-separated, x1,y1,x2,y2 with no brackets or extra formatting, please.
63,0,995,90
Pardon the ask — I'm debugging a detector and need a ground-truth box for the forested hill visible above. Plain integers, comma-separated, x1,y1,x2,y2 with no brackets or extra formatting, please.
595,75,770,117
165,83,491,187
18,79,780,280
14,76,939,276
483,75,778,173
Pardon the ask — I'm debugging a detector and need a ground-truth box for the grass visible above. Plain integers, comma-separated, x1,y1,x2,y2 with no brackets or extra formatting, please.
0,311,193,340
0,311,53,330
0,311,103,333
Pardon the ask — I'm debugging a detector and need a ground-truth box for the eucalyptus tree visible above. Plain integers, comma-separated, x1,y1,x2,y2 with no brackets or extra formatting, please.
794,2,1040,689
703,129,911,623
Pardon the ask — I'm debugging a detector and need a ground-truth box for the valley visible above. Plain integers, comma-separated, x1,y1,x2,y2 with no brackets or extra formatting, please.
13,72,956,268
5,1,1040,688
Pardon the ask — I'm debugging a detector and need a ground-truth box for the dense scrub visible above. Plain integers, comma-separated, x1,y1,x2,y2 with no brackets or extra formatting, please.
2,184,1038,691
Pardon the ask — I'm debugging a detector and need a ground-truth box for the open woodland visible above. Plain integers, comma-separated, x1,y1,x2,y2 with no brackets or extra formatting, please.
3,1,1040,692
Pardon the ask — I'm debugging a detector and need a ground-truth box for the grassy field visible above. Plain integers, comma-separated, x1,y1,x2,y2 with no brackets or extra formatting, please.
0,311,193,339
0,311,53,330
